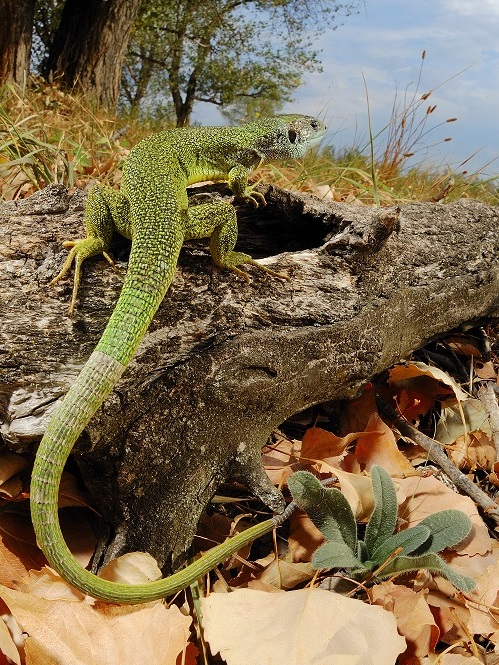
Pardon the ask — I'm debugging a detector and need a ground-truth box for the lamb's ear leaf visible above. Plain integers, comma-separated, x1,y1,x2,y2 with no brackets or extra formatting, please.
371,524,432,563
288,471,357,551
364,466,398,555
311,541,363,571
414,510,473,553
379,553,476,593
357,540,369,563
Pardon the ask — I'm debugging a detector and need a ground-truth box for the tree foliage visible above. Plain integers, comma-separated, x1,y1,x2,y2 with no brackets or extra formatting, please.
6,0,359,125
121,0,360,125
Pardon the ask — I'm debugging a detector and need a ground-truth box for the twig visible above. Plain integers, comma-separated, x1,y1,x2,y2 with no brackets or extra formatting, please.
376,397,499,527
476,382,499,460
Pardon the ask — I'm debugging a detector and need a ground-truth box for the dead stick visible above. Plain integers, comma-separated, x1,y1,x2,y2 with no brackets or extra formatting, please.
376,397,499,527
476,382,499,460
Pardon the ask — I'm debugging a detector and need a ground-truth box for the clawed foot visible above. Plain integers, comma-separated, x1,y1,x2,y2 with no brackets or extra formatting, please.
234,181,267,208
248,261,289,281
51,237,119,315
224,252,289,283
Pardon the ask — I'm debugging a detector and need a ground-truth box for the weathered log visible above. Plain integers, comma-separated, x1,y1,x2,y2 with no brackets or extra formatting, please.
1,183,498,572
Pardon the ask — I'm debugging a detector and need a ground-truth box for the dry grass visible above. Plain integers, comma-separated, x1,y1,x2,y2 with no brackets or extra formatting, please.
269,52,498,206
0,78,135,200
262,149,499,207
1,76,497,205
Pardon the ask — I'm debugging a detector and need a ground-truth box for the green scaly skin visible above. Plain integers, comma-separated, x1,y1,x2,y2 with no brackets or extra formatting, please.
30,115,326,604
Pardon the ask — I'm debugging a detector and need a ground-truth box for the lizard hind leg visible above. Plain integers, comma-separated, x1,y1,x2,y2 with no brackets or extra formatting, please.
51,236,110,315
51,185,124,315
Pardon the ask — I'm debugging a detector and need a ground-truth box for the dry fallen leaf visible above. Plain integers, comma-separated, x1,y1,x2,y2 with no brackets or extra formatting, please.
202,587,406,665
177,641,199,665
370,581,439,663
58,471,94,509
436,398,495,470
0,452,28,485
0,514,46,586
58,509,97,568
390,385,436,421
445,540,499,583
288,511,324,562
330,466,375,521
262,438,303,485
0,616,20,665
0,476,23,499
0,584,191,665
450,431,497,470
388,362,468,401
354,413,415,475
420,656,483,664
341,388,378,434
301,427,360,468
254,554,315,589
425,586,471,647
19,568,85,601
436,398,492,446
196,512,255,569
98,552,162,584
0,531,32,589
457,543,499,635
474,360,497,380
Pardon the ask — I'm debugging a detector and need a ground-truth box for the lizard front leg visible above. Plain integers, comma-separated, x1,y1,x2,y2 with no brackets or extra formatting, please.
227,163,266,208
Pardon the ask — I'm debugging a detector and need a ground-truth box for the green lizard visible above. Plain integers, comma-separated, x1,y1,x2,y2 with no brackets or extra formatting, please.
30,114,326,604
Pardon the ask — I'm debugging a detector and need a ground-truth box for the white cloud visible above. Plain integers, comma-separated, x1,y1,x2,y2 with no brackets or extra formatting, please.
443,0,499,17
286,0,499,174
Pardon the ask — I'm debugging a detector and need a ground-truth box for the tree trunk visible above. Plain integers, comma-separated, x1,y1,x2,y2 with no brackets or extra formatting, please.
1,184,498,574
168,1,192,127
123,45,156,111
0,0,35,86
43,0,141,108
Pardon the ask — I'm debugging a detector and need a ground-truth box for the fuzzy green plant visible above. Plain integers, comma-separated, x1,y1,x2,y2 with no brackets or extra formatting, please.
288,466,475,592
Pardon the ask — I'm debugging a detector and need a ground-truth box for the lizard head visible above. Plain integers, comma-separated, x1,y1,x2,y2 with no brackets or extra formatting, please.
251,114,327,161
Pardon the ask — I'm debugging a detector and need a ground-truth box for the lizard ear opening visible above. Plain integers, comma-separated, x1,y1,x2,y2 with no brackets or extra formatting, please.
288,129,297,144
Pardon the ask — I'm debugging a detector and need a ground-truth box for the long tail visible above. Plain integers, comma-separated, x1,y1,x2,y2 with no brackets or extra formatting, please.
30,227,276,604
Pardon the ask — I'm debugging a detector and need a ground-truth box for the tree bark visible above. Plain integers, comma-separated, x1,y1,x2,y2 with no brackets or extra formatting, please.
1,184,498,573
43,0,141,108
0,0,35,86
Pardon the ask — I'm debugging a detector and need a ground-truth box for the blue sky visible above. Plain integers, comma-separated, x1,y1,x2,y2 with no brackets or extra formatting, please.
288,0,499,176
196,0,499,177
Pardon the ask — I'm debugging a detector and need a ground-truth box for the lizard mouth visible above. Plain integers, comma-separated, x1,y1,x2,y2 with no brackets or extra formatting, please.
307,130,327,149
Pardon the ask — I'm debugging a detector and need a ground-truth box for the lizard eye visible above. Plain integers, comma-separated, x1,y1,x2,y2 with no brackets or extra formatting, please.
288,129,297,144
310,120,318,129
